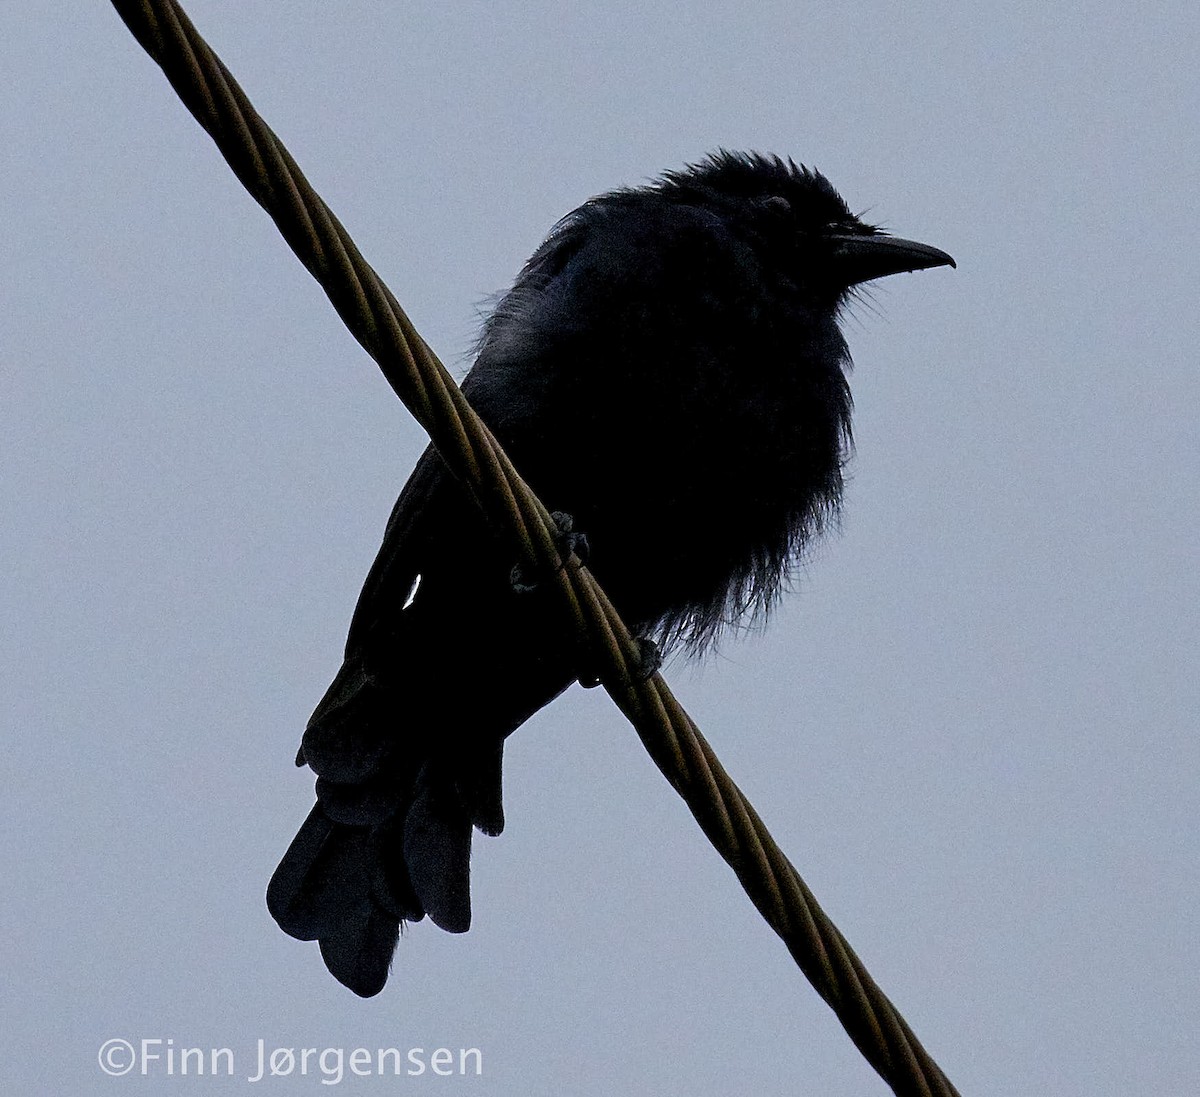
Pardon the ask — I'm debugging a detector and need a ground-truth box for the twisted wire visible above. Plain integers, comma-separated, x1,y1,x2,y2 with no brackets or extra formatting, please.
109,4,961,1093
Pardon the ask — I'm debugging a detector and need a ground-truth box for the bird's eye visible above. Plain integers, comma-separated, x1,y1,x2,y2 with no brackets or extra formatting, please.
759,195,791,217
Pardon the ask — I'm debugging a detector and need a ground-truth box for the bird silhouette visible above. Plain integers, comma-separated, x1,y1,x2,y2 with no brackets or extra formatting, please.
267,151,954,996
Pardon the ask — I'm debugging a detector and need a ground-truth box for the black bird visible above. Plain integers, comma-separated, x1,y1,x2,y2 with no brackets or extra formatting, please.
267,151,954,996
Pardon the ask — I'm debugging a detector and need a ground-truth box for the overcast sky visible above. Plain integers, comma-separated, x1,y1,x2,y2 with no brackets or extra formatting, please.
3,2,1197,1094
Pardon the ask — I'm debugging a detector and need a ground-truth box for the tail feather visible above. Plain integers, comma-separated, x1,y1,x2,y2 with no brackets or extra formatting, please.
269,514,578,992
403,761,474,933
267,805,370,942
370,816,426,923
267,804,411,997
315,772,407,827
318,906,400,999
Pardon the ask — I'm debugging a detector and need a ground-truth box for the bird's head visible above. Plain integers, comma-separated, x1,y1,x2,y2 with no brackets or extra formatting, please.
654,150,955,304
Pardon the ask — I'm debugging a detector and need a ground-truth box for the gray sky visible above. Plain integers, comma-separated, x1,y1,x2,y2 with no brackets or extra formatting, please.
3,2,1197,1093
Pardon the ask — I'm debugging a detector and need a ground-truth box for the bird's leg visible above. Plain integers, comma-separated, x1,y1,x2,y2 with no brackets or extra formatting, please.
509,511,590,593
508,512,658,687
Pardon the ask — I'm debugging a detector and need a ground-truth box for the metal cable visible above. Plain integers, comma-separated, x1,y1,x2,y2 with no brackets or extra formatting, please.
109,3,962,1093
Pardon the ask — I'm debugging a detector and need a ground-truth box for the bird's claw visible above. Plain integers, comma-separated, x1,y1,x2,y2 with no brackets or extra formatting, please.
510,511,590,593
633,637,662,680
577,637,661,689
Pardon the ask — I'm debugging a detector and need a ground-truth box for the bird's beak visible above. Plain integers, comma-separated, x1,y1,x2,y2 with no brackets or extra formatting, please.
828,233,956,286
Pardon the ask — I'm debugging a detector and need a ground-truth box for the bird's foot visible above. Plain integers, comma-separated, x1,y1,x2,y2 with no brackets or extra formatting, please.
633,637,662,679
510,511,590,593
577,637,661,689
